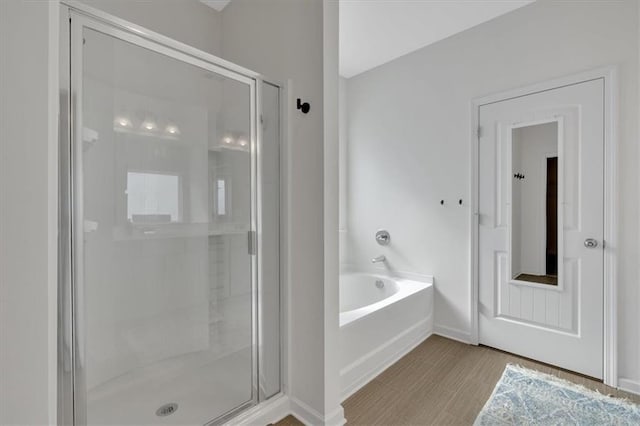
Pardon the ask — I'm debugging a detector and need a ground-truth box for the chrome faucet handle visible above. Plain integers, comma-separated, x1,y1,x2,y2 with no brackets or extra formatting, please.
371,255,386,263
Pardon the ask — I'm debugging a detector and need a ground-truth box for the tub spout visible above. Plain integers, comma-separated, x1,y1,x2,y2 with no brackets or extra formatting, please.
371,255,386,263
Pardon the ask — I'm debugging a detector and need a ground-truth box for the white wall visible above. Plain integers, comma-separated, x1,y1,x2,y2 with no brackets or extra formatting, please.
221,1,343,421
0,1,59,424
344,0,639,389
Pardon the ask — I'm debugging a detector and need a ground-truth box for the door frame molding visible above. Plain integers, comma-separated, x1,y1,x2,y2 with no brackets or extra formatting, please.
469,66,618,387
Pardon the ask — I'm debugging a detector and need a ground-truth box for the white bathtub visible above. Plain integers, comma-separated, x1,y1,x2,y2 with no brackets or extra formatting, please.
339,272,433,399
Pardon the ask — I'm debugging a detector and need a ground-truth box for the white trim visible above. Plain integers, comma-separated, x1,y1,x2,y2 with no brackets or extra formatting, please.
289,399,323,426
224,394,291,426
322,406,347,426
471,68,612,106
290,397,346,426
469,100,480,345
470,66,618,387
636,1,640,399
618,378,640,396
48,2,60,424
340,317,433,401
637,1,640,401
433,324,472,344
282,79,293,398
601,67,618,388
223,393,348,426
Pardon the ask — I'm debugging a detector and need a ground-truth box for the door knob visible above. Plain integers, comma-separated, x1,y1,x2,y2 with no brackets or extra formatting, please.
584,238,598,248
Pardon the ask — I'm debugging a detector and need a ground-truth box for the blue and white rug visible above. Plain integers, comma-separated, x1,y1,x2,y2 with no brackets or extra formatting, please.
475,364,640,425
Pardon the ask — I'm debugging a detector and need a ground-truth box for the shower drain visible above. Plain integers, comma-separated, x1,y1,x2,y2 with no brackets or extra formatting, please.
156,403,178,417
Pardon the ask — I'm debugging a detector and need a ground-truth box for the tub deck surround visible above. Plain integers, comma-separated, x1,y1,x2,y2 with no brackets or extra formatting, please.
339,270,434,399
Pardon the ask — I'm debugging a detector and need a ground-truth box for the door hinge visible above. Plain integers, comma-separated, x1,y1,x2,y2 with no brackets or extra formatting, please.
477,126,483,138
247,230,257,255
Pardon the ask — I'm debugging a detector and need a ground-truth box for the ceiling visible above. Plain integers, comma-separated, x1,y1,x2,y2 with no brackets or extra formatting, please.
340,0,534,78
200,0,232,12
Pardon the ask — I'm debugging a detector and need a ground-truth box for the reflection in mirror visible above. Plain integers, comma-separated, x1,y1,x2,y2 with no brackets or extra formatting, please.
511,122,559,286
127,171,181,223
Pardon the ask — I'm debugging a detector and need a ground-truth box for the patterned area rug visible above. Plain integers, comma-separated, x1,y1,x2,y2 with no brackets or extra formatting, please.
475,364,640,425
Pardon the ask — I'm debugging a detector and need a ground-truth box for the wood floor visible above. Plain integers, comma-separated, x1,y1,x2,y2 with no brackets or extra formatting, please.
275,335,640,426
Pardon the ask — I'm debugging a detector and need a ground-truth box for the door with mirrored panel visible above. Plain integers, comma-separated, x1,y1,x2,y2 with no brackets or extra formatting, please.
478,79,604,379
74,18,256,425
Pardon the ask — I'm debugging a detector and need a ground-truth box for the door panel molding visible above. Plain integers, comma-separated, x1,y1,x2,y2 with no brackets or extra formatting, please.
469,66,618,386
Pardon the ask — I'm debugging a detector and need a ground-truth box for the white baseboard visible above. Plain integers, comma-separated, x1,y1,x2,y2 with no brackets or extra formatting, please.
290,397,346,426
618,378,640,396
340,315,433,401
225,394,346,426
433,323,471,344
322,405,346,426
225,394,291,425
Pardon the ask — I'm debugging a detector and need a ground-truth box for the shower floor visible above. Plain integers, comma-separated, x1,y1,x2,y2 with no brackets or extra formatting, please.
87,347,252,425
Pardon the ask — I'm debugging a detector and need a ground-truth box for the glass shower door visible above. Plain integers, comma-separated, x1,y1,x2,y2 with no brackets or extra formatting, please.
74,19,256,425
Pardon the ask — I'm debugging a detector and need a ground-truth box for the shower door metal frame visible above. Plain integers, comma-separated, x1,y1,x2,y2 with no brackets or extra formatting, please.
58,2,282,424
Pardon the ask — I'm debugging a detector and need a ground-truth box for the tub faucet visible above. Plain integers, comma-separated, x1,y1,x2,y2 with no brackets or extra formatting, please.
371,255,386,264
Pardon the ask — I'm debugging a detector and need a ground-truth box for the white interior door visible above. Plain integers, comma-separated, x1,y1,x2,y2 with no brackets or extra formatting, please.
478,79,604,379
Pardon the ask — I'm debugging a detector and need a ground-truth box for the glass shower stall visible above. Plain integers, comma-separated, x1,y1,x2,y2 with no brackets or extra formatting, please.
58,4,282,425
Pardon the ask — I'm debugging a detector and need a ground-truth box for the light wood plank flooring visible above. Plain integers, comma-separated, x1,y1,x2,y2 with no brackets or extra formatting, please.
275,335,640,425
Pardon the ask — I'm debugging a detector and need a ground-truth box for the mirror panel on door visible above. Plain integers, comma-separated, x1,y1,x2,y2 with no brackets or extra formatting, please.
510,122,560,286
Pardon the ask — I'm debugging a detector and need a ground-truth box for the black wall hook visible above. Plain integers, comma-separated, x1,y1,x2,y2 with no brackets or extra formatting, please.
514,173,525,180
297,98,310,114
